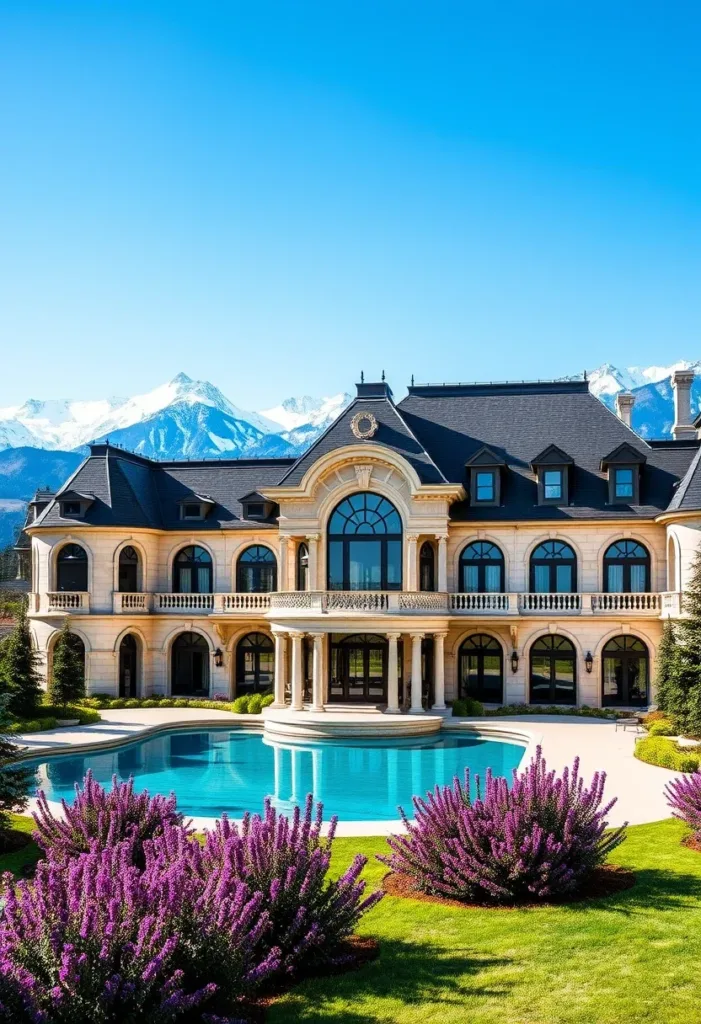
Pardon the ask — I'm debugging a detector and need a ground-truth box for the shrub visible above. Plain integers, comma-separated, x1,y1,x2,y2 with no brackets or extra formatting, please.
33,771,187,866
381,747,626,904
48,621,85,708
107,698,126,708
261,693,275,708
647,720,677,737
0,837,279,1023
233,695,250,714
5,716,57,733
201,795,383,974
666,771,701,841
141,698,160,708
451,697,484,717
640,710,669,725
635,736,701,773
159,697,175,707
124,698,141,708
0,695,33,849
484,704,621,720
248,694,264,715
0,606,43,719
173,699,190,708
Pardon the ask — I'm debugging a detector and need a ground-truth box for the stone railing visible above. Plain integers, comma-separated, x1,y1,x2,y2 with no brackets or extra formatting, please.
155,593,214,613
518,592,582,613
591,592,661,614
269,591,450,614
113,592,153,614
218,593,271,612
323,591,393,612
660,592,684,618
398,592,449,612
450,592,513,613
46,592,90,613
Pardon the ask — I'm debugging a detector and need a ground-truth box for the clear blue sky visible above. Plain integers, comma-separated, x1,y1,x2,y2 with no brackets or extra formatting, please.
1,1,700,407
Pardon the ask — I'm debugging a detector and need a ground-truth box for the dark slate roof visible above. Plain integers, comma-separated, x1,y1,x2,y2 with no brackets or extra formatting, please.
398,380,699,520
33,445,295,531
278,383,446,486
666,446,701,513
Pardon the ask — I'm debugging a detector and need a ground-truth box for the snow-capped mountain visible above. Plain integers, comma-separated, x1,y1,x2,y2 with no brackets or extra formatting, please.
588,360,701,439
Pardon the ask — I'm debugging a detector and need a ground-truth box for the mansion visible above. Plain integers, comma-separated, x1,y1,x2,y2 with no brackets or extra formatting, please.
20,371,701,713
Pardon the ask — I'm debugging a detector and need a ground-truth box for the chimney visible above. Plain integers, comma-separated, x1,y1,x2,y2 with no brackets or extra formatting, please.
672,370,696,440
615,391,635,428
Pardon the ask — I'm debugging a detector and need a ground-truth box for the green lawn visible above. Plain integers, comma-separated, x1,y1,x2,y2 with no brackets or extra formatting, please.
0,814,41,877
270,819,701,1024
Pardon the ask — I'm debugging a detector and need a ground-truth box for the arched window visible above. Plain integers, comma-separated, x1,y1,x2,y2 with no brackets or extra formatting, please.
602,636,649,707
171,632,210,697
327,492,402,591
297,543,309,592
459,542,504,593
173,546,213,594
459,634,503,703
604,540,650,593
236,632,274,695
118,545,140,593
530,635,576,705
667,536,677,592
237,546,277,593
419,542,435,592
530,541,577,593
56,544,88,592
119,634,139,698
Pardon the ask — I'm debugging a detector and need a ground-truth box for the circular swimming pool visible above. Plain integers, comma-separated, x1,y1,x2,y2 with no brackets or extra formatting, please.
28,729,526,822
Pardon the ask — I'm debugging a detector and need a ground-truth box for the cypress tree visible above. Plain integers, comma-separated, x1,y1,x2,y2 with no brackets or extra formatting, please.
654,619,678,713
49,621,85,708
668,546,701,737
0,605,43,719
0,693,33,849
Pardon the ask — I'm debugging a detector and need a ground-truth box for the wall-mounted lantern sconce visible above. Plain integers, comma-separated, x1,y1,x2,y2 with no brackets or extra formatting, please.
214,648,223,668
510,650,519,674
585,651,593,674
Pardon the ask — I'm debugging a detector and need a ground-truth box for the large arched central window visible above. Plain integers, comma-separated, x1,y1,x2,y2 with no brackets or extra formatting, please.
56,544,88,592
603,541,650,593
530,541,577,593
530,635,576,705
173,546,213,594
237,546,277,593
460,542,504,593
327,493,402,591
602,636,648,706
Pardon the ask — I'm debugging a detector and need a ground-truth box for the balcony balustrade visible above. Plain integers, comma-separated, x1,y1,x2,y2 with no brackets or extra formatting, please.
46,592,90,614
590,592,661,614
450,592,513,613
155,593,214,613
113,592,153,614
518,592,582,613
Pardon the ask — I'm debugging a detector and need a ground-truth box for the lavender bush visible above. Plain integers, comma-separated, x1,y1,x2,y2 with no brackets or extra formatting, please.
665,770,701,841
33,770,187,866
382,747,626,903
0,836,279,1023
200,795,383,974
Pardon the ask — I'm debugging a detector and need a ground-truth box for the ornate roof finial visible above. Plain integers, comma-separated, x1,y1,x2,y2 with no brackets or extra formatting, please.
381,369,386,382
411,374,415,387
360,371,365,384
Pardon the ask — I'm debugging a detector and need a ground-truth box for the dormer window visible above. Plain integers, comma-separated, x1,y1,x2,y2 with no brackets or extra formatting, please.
465,446,505,508
62,501,82,517
177,493,214,521
182,503,204,520
57,491,94,519
246,503,265,519
239,491,276,521
475,471,495,503
613,468,634,500
530,446,573,506
600,443,645,506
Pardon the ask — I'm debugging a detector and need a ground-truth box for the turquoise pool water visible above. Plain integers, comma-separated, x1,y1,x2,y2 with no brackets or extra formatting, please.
28,729,525,821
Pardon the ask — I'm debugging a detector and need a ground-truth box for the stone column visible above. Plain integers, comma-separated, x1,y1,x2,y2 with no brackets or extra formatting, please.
432,632,447,710
279,536,290,591
406,534,419,592
306,534,319,591
310,632,325,712
385,631,402,714
409,631,425,714
272,633,288,708
290,631,305,711
437,534,448,593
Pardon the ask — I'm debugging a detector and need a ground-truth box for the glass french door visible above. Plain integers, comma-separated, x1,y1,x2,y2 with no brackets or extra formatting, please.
329,634,388,702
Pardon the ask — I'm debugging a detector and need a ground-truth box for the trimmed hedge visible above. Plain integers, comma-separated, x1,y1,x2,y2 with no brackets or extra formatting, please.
78,694,274,715
635,736,701,773
484,704,627,720
647,720,677,737
6,717,58,734
6,704,101,734
451,698,485,717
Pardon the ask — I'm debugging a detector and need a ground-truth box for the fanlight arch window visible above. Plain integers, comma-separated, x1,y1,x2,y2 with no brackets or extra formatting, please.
458,634,503,703
171,632,210,697
603,540,650,593
327,492,402,591
419,542,435,592
602,636,649,707
173,546,213,594
297,543,309,592
237,546,277,593
529,541,577,593
56,544,88,592
529,635,576,705
236,632,274,695
459,542,504,593
118,545,140,593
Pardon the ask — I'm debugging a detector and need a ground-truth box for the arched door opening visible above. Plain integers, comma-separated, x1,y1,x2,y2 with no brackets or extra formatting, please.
119,634,139,698
171,632,210,697
530,635,576,705
56,544,88,591
329,633,390,703
173,547,213,594
459,634,504,703
118,546,140,593
327,493,402,591
530,541,576,593
419,542,435,592
237,546,277,593
602,636,649,706
603,541,650,593
236,633,274,695
460,542,504,593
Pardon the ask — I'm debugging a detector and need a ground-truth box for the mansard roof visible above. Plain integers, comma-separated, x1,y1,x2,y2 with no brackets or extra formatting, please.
530,444,574,469
666,445,701,513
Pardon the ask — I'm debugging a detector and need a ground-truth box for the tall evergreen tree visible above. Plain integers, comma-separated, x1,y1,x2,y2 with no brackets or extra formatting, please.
668,546,701,736
49,621,85,708
0,693,33,850
654,619,678,713
0,605,43,719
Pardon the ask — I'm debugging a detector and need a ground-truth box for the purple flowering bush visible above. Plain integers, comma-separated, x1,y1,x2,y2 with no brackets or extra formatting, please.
382,747,626,904
33,770,187,866
665,770,701,841
0,836,279,1023
200,795,383,974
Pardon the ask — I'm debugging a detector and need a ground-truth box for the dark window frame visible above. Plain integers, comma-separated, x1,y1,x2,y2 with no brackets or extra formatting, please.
236,631,274,695
296,542,309,592
537,467,568,506
602,635,649,707
603,540,650,593
608,465,640,505
529,634,576,705
60,501,83,518
171,631,210,697
181,503,205,520
118,545,140,593
327,492,403,591
236,545,278,593
56,543,88,592
529,540,577,593
458,634,504,703
459,541,505,593
419,541,436,592
172,545,213,594
469,467,500,507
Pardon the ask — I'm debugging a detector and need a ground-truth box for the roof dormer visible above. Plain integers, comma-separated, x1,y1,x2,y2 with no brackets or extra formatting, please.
177,493,215,521
530,445,574,506
58,490,95,519
239,491,277,521
465,446,505,507
600,443,646,505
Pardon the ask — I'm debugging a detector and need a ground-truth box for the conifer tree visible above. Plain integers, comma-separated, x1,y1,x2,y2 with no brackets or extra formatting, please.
49,621,85,708
654,618,678,713
0,604,43,719
667,546,701,736
0,694,33,850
